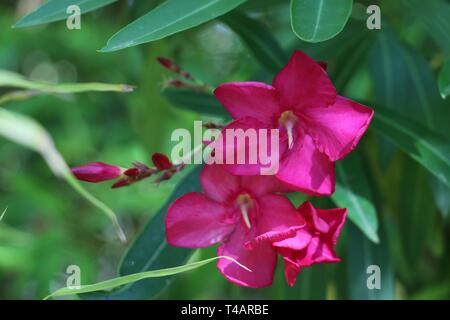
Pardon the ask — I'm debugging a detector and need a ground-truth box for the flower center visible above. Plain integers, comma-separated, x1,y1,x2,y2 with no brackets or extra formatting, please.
279,110,298,149
236,193,253,229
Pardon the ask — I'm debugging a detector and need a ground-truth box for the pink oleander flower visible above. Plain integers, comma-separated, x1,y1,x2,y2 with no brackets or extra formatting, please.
274,201,347,286
71,162,123,182
165,164,346,288
213,50,374,196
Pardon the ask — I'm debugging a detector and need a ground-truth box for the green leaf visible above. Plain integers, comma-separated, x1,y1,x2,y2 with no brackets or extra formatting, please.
220,11,288,74
163,89,229,118
372,106,450,188
403,0,450,54
438,60,450,99
347,222,395,299
14,0,118,28
100,0,248,52
82,166,202,299
45,256,249,299
332,153,379,243
290,0,353,43
0,108,125,242
0,69,133,93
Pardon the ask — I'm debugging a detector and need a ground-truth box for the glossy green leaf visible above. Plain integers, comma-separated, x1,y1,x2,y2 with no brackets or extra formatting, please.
82,166,202,299
332,153,379,243
347,222,395,299
438,60,450,99
163,89,228,117
369,29,450,216
45,256,249,299
100,0,248,52
372,106,450,188
0,108,125,242
290,0,353,43
220,11,287,74
14,0,117,28
0,70,133,93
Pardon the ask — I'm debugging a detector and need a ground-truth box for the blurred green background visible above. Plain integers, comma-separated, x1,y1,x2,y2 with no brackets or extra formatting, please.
0,0,449,299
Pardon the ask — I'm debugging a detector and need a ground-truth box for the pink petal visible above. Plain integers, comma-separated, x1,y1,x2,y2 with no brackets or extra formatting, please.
241,175,293,197
214,82,281,124
278,248,302,287
302,96,374,161
276,134,335,196
246,194,306,249
272,50,336,111
272,229,311,251
299,201,330,234
217,225,277,288
165,193,235,248
212,117,283,176
200,165,240,203
315,206,347,246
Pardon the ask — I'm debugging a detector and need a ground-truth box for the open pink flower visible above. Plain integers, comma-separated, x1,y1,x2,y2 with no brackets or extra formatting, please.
214,50,374,195
165,164,305,288
274,201,347,286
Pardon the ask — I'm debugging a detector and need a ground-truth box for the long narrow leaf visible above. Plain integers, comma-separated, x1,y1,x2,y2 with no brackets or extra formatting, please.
0,108,125,241
372,107,450,188
332,153,379,243
100,0,248,52
0,70,133,93
14,0,117,28
45,256,250,299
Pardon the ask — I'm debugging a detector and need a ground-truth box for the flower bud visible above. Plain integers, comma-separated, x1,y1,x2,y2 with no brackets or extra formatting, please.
152,153,172,170
71,162,122,182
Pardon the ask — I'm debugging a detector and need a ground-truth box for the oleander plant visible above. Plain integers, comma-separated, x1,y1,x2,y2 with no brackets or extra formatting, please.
0,0,449,300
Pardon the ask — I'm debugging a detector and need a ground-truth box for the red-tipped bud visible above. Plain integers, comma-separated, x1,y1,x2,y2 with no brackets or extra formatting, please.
71,162,122,183
318,61,328,71
157,57,194,81
152,153,172,170
168,79,188,88
111,178,131,189
157,57,178,71
124,168,139,177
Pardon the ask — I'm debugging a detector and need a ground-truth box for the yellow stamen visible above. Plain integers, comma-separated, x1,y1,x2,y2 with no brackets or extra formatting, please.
279,111,298,150
236,194,253,229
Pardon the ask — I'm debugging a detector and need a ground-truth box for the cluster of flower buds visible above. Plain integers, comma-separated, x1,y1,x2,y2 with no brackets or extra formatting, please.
157,56,211,92
71,153,184,189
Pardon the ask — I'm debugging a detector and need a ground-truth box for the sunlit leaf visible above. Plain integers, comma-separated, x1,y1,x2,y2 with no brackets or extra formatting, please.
332,153,379,243
82,166,202,299
45,256,249,299
100,0,248,52
290,0,353,43
14,0,117,28
0,108,125,241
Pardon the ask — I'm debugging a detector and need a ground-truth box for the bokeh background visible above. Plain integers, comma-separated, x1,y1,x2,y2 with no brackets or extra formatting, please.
0,0,449,299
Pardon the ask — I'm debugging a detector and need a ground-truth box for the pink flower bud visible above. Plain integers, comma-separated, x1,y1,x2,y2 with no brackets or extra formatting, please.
111,178,131,189
124,168,139,177
152,153,172,170
71,162,122,183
